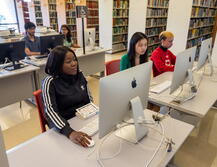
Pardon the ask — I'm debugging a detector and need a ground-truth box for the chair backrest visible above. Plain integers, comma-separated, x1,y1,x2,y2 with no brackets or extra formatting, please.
105,59,121,76
33,89,48,133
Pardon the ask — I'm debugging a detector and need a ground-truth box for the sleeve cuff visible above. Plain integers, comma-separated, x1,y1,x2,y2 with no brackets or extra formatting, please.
60,125,74,138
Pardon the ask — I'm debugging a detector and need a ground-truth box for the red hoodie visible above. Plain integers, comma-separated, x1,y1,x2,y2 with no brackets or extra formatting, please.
150,46,176,77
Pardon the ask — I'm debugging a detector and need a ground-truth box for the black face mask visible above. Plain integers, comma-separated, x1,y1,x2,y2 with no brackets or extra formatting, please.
160,45,168,51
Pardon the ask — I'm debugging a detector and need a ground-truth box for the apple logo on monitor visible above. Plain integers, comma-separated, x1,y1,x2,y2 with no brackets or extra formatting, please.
131,77,137,88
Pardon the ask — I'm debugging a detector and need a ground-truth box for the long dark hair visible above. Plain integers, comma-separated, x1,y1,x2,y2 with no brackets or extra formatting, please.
128,32,148,67
60,24,72,43
45,46,78,77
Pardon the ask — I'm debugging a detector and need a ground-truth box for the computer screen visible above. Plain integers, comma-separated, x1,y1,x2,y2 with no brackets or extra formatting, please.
0,126,9,167
197,38,212,70
39,34,64,55
99,62,152,142
0,40,25,64
170,46,197,94
84,28,95,47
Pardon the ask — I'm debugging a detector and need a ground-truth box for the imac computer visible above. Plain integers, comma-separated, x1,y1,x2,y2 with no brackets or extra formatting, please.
84,28,95,50
0,126,9,167
170,46,197,103
0,40,26,70
197,38,213,74
99,62,152,143
39,34,64,55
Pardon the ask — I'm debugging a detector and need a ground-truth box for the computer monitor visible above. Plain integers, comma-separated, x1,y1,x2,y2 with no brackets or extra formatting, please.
0,126,9,167
0,40,26,70
39,34,64,55
84,28,95,47
197,38,212,71
170,46,197,96
99,62,152,143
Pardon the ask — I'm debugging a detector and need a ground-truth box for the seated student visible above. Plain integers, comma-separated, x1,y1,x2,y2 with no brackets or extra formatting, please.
60,24,80,48
150,31,176,77
42,46,92,147
120,32,148,71
23,22,41,56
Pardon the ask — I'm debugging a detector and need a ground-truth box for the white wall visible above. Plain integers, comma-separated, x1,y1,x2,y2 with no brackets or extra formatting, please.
212,32,217,67
99,0,113,50
28,2,36,24
57,0,66,31
41,0,50,27
128,0,148,44
167,0,193,55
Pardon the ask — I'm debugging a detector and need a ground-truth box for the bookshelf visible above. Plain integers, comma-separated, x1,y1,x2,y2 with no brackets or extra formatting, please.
87,0,99,45
112,0,129,53
146,0,170,56
64,0,77,43
33,0,43,26
48,0,58,32
186,0,217,48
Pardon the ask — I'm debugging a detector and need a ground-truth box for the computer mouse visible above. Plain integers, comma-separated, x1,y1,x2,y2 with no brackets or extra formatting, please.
85,137,95,147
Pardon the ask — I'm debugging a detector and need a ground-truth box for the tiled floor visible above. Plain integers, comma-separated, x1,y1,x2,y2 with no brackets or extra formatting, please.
1,51,217,167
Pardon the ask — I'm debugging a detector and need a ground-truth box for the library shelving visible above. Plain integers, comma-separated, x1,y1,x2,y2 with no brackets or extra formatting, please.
47,0,58,32
146,0,170,56
186,0,217,48
21,1,30,24
87,0,99,45
112,0,129,53
33,0,43,26
64,0,77,43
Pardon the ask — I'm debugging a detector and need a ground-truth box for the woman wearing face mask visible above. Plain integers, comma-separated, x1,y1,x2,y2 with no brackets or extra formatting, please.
42,46,92,147
120,32,149,71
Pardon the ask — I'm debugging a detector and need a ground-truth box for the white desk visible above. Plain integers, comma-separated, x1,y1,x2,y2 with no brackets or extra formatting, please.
23,48,106,89
0,65,39,108
149,72,217,118
7,110,193,167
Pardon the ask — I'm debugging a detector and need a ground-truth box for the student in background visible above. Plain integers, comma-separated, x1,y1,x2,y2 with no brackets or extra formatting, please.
120,32,149,71
42,46,93,147
24,22,41,56
151,31,176,77
60,24,80,48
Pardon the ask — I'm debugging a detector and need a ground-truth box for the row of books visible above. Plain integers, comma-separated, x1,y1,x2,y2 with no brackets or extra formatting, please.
88,10,99,17
35,12,42,18
66,0,74,3
112,43,127,52
146,26,165,36
113,34,128,43
193,0,216,7
113,9,129,17
49,4,56,11
188,26,213,39
113,27,128,34
87,1,98,8
49,12,57,18
113,18,128,26
113,0,129,9
186,34,211,48
147,0,169,7
66,18,76,25
87,18,99,25
189,18,214,28
146,18,167,27
33,0,40,5
48,0,56,4
65,3,76,10
35,6,41,12
50,18,58,24
146,8,168,17
148,36,160,45
191,7,216,17
66,11,76,18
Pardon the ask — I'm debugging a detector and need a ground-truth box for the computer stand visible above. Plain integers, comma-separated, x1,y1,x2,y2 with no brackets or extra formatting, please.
115,96,148,143
172,70,197,104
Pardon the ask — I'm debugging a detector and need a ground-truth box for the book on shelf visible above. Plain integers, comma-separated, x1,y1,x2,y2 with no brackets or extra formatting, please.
148,0,169,7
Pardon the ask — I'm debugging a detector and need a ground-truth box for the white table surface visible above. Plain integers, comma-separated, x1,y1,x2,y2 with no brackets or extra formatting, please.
7,109,193,167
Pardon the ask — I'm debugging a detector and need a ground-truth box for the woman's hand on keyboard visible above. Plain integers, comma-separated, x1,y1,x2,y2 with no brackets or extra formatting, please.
69,131,92,147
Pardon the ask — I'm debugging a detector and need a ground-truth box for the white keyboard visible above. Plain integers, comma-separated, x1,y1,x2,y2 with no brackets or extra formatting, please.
79,118,99,136
150,80,171,94
76,103,99,120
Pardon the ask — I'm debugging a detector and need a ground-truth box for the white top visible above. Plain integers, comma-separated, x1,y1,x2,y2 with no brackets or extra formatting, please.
7,110,193,167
